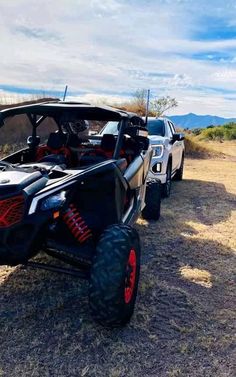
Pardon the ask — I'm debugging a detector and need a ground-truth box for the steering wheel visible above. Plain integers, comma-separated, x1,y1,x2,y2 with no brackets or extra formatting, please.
79,148,109,165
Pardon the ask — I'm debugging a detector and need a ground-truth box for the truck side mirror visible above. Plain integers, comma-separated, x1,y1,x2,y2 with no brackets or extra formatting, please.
172,133,185,143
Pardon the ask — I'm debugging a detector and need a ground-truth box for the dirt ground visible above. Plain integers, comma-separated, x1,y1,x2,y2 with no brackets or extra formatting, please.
195,139,236,158
0,158,235,377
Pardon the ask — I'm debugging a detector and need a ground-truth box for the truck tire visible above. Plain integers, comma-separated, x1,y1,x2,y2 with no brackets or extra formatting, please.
89,224,140,327
174,154,184,181
162,161,172,198
142,179,161,221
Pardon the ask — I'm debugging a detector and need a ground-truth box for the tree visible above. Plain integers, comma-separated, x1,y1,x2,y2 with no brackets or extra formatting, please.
132,89,147,115
151,96,178,117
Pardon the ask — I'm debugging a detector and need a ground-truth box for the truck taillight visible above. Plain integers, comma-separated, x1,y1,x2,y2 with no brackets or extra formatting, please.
0,195,25,228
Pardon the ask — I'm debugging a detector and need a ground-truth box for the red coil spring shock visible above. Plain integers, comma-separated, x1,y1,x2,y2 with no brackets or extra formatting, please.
63,204,92,243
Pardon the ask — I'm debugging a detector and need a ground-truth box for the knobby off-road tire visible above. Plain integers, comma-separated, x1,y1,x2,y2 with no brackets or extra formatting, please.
162,161,172,198
174,154,184,181
142,179,161,221
89,224,141,327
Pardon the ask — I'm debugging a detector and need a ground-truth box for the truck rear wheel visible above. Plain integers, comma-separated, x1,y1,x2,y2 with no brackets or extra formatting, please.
142,179,161,221
89,224,140,327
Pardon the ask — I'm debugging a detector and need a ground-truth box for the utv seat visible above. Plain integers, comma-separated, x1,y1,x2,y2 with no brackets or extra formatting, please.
36,132,72,165
101,135,128,172
79,133,137,168
79,134,116,166
100,134,137,163
100,134,116,158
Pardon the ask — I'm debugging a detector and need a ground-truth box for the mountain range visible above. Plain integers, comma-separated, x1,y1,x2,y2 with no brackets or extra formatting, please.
168,113,236,129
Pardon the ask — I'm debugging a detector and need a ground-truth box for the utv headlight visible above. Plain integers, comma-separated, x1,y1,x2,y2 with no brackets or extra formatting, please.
41,191,67,211
152,145,164,158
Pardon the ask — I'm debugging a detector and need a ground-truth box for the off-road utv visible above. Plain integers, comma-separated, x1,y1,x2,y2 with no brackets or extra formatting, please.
0,101,161,327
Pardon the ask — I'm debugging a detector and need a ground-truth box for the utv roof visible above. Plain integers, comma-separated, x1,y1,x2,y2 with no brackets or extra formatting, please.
0,101,144,124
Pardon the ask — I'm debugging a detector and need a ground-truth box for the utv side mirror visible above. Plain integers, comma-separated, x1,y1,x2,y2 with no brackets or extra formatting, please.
172,133,185,143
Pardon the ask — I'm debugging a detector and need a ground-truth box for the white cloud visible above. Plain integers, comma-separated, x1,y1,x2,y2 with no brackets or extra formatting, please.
171,93,236,117
0,0,236,116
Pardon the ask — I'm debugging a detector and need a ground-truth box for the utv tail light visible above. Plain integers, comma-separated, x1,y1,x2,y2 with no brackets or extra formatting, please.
0,195,25,228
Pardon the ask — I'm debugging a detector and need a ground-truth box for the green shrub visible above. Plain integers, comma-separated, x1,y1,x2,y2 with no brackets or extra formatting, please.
199,122,236,141
192,128,202,136
223,122,235,130
224,128,236,140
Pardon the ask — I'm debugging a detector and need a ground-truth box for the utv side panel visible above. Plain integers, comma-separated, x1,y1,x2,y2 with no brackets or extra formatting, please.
70,162,127,230
124,156,144,189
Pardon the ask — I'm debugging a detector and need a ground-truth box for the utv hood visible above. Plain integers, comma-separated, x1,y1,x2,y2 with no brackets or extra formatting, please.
0,170,47,197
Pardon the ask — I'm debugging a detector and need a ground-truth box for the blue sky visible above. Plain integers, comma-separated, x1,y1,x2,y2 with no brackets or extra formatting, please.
0,0,236,116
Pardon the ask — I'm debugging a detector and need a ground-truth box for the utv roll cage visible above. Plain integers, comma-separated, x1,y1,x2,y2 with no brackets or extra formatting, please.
0,101,146,159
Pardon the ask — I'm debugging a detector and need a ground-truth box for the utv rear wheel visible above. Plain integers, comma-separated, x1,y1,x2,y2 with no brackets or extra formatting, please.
162,161,172,198
142,179,161,221
89,224,140,327
174,154,184,181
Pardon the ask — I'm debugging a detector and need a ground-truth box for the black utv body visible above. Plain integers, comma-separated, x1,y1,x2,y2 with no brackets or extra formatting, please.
0,101,161,327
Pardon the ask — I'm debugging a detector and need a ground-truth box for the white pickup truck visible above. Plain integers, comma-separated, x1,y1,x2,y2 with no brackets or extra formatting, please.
147,117,185,197
98,116,184,198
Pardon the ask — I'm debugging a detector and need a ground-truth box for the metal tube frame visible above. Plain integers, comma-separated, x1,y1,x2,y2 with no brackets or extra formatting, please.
22,261,89,278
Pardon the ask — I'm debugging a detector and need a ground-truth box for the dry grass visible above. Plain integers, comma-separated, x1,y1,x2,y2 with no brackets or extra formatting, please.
186,134,236,159
196,140,236,158
184,136,225,159
0,157,236,376
180,266,212,288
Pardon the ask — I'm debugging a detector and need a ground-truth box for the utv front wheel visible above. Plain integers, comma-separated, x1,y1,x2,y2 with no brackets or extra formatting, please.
142,179,161,221
89,225,140,327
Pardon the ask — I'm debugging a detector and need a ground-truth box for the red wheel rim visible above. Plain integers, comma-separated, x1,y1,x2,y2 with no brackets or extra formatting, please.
124,248,137,304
